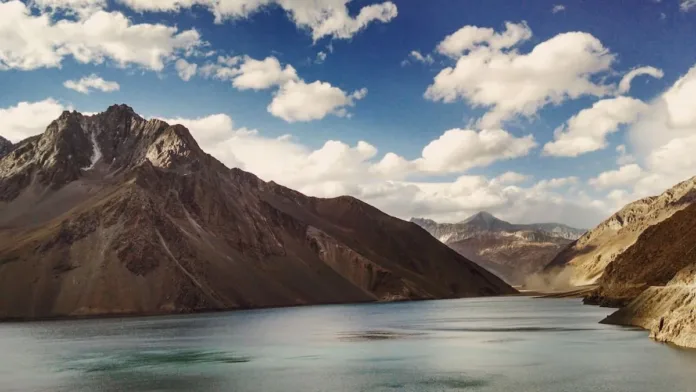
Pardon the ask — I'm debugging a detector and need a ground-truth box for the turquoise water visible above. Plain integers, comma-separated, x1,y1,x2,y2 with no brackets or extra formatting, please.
2,297,696,391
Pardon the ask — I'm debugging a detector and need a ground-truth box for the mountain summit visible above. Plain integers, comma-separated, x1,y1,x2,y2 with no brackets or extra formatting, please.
411,212,584,285
0,105,514,319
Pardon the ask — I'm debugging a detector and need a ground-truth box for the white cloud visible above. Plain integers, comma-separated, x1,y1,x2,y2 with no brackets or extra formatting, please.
0,1,203,71
493,171,530,185
680,0,696,11
618,66,664,94
0,99,68,143
543,97,648,157
403,50,433,65
268,80,367,122
415,129,536,173
30,0,105,16
552,4,566,13
426,22,615,128
616,144,635,165
371,128,536,177
202,55,365,122
175,58,197,81
534,176,578,189
117,0,398,41
63,74,120,94
589,164,643,189
580,63,696,203
230,56,298,90
146,111,603,227
315,51,327,64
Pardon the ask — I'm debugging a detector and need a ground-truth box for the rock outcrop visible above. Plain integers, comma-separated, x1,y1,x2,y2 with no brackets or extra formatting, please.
0,136,11,159
546,176,696,286
602,264,696,349
0,105,515,320
584,202,696,307
411,212,583,285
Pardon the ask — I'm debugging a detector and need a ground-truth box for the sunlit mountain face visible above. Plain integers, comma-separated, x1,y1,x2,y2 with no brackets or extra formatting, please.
2,0,696,230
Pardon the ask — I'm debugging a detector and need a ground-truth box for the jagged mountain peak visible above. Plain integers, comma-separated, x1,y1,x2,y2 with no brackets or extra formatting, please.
0,105,214,201
0,103,515,319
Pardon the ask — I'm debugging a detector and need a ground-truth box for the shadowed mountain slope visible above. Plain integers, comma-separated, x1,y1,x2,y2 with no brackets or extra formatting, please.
0,105,514,319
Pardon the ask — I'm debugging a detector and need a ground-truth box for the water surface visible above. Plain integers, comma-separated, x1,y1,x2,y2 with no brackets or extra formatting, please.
2,297,696,391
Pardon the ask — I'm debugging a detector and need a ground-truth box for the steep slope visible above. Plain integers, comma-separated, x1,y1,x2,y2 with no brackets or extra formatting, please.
546,176,696,285
0,105,515,320
0,136,11,159
411,213,583,285
585,202,696,306
602,264,696,349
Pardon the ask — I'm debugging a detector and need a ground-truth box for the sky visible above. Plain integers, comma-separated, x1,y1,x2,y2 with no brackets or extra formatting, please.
1,0,696,228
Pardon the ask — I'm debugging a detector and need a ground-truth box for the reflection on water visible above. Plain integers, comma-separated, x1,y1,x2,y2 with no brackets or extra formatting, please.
2,297,696,392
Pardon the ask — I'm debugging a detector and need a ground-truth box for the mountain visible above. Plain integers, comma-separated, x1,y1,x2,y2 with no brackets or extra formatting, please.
0,105,514,320
411,213,584,285
0,136,12,159
599,201,696,348
546,176,696,287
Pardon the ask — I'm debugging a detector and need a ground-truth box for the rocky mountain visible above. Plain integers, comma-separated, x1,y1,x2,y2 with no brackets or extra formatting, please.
546,176,696,286
602,263,696,349
411,212,584,285
0,104,515,320
0,136,12,159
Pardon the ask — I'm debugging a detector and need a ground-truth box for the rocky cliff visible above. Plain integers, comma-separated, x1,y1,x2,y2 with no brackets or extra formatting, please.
0,105,515,320
0,136,12,159
602,263,696,349
546,176,696,286
411,212,583,285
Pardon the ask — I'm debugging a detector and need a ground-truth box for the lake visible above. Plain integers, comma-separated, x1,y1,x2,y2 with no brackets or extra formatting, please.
2,297,696,392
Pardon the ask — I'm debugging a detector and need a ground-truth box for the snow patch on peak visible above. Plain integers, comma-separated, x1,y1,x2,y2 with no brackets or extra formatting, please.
83,131,102,171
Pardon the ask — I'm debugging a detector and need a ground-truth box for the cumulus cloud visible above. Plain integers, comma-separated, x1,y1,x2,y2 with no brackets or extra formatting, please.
144,111,603,227
589,164,643,189
426,21,615,128
117,0,398,41
370,129,536,177
543,97,648,157
618,66,664,94
268,81,367,122
0,99,68,143
493,171,530,185
415,129,536,173
175,59,197,81
315,51,327,64
0,0,202,71
552,4,566,13
201,55,366,122
63,74,120,94
579,63,696,206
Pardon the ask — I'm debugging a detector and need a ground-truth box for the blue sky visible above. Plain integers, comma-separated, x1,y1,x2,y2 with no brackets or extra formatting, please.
1,0,696,227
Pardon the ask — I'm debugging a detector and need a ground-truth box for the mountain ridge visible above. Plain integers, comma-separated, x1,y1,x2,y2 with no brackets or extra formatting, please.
0,104,515,319
411,212,584,285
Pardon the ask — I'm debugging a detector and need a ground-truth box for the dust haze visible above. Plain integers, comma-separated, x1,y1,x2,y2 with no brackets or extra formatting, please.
522,266,575,292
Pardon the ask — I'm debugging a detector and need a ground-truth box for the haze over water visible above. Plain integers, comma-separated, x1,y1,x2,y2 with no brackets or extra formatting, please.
2,297,696,392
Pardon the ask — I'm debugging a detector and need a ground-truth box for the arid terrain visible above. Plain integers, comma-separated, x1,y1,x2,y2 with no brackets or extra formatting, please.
0,105,515,320
412,212,583,285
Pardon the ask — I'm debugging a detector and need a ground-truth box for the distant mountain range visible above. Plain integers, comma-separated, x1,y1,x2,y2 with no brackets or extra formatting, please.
411,212,585,285
0,104,514,320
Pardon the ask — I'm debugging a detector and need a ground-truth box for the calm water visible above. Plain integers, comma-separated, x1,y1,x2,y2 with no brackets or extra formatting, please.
2,297,696,392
